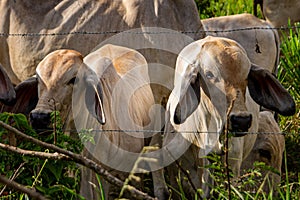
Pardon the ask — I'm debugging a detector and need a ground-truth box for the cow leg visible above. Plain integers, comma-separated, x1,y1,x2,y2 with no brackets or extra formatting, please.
147,133,169,200
152,169,169,200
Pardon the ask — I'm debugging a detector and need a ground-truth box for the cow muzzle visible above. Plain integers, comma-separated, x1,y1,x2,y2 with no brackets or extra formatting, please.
29,110,52,132
229,113,252,137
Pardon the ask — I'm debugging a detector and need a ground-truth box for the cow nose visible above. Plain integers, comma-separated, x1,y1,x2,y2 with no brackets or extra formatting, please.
230,114,252,136
29,111,51,131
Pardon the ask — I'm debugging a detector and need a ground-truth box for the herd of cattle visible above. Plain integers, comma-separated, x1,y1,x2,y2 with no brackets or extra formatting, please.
0,1,298,199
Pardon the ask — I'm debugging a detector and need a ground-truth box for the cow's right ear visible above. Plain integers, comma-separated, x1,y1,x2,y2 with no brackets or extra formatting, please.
248,64,296,116
84,69,106,125
173,68,201,124
0,64,16,105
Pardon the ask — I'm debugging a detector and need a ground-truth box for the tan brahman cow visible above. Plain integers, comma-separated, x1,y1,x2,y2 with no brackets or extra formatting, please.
241,111,285,193
27,45,157,200
0,0,205,106
203,14,285,189
254,0,300,29
202,13,280,73
161,36,295,199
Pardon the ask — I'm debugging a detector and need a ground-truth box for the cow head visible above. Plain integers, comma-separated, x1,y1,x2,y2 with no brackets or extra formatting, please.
171,36,295,135
29,49,83,131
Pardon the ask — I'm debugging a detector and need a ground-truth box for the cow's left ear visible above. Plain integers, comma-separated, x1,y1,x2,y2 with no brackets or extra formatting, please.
1,77,38,116
173,69,201,124
84,68,106,125
248,64,296,116
0,64,16,105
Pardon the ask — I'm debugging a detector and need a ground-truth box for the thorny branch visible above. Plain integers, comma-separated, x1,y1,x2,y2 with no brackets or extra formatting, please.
0,121,156,200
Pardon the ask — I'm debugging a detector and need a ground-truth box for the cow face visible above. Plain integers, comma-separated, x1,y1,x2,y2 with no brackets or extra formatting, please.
29,50,83,131
172,36,295,134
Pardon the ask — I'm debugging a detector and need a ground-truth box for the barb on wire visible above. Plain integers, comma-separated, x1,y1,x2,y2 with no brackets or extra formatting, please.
0,26,299,37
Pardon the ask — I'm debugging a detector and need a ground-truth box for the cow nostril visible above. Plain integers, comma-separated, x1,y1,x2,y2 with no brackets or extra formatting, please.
29,112,51,131
258,149,272,161
230,114,252,135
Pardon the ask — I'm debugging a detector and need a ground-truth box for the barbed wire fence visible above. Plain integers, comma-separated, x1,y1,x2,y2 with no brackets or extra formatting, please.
1,25,299,135
0,25,299,37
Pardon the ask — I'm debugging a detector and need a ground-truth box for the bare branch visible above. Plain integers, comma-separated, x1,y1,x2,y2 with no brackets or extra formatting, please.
0,121,156,200
0,142,71,160
0,175,48,200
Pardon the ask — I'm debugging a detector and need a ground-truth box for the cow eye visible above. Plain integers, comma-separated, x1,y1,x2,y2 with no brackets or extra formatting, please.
67,77,76,85
205,71,214,79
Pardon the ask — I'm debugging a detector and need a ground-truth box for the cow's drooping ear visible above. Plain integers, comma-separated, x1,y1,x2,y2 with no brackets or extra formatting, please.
248,64,296,116
1,77,38,116
84,69,106,125
0,64,16,105
173,67,201,124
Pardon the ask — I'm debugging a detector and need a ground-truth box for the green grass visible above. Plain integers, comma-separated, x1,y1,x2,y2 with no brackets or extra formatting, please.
195,0,263,19
277,22,300,185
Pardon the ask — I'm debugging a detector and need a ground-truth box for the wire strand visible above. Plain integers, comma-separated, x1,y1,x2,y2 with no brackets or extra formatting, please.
0,26,299,37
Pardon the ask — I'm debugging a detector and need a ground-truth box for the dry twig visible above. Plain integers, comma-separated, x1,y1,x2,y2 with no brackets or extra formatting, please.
0,143,71,160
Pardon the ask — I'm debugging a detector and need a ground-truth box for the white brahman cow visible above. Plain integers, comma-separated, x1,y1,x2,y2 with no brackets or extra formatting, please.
161,36,295,199
27,45,157,199
202,13,280,73
241,111,285,193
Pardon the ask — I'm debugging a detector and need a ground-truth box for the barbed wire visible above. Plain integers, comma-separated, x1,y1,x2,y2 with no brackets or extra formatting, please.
36,128,292,135
1,25,298,136
0,26,299,37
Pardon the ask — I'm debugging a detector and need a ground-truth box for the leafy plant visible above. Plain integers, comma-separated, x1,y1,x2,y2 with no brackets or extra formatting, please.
0,112,83,199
